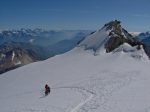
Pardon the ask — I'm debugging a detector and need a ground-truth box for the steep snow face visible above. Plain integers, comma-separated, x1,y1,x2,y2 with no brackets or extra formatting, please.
0,47,150,112
79,27,110,54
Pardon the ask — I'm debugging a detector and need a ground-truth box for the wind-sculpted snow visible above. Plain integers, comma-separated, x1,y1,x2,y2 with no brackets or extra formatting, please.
112,43,149,60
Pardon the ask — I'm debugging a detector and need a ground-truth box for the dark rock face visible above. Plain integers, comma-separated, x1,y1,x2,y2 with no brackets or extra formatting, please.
0,43,38,74
105,35,127,52
104,20,144,53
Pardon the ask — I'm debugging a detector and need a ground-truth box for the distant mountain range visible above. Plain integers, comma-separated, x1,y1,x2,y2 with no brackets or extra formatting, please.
0,29,91,74
137,31,150,40
0,26,150,74
136,32,150,57
0,29,91,47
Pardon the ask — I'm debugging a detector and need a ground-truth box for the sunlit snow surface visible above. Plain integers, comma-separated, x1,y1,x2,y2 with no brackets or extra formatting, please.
0,47,150,112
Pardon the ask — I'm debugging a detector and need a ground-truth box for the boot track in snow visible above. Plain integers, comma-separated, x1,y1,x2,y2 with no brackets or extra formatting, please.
51,86,96,112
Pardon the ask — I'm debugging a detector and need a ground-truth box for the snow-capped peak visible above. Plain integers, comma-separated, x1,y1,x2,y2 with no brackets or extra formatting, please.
79,20,142,55
78,20,122,53
78,20,149,59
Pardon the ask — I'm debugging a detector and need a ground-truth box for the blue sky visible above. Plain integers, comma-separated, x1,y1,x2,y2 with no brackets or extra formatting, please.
0,0,150,31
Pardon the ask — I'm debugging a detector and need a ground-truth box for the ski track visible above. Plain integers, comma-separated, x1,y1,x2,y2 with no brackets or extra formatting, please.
53,71,139,112
67,71,139,112
5,71,139,112
70,93,94,112
52,86,96,112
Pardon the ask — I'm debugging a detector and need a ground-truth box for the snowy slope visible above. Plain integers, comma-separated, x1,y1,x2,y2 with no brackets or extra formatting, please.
79,27,110,52
0,20,150,112
0,45,150,112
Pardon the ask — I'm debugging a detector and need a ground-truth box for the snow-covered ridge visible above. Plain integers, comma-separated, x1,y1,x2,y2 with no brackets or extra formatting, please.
113,43,149,60
78,20,148,59
79,20,124,50
79,27,110,52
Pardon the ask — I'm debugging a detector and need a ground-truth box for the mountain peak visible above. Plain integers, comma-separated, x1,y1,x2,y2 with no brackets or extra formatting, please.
79,20,146,57
104,20,121,30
